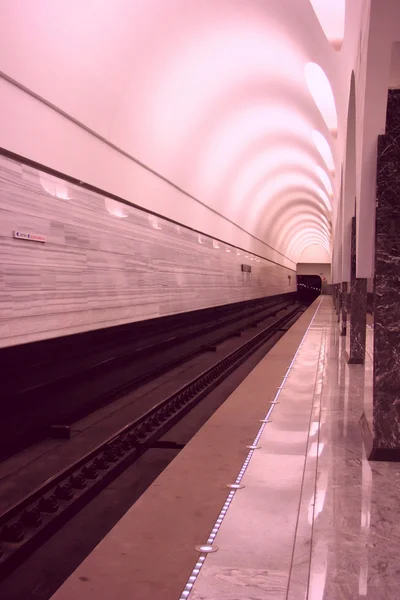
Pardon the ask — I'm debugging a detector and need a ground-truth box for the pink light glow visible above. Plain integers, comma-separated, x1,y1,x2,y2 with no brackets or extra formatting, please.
254,187,332,261
195,104,315,200
287,225,330,247
298,244,331,263
290,230,331,252
309,0,346,50
312,130,335,174
229,145,323,213
288,225,331,245
148,14,304,163
104,198,129,218
305,63,338,136
265,203,331,254
1,0,342,263
39,172,70,200
296,242,330,260
285,220,330,249
317,189,332,211
276,217,331,252
315,166,334,197
287,238,330,259
262,192,332,223
250,172,332,229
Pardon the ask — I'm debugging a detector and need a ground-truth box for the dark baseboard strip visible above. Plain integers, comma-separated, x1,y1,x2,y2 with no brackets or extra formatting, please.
344,351,364,365
368,447,400,461
360,412,400,461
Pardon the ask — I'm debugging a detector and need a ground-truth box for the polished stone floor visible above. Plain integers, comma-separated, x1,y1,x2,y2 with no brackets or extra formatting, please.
183,297,399,600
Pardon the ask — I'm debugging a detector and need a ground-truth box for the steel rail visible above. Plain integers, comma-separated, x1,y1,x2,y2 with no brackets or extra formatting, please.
0,302,304,578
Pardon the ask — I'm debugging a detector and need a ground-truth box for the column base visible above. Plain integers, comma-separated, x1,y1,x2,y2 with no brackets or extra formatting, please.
344,351,364,364
360,412,400,461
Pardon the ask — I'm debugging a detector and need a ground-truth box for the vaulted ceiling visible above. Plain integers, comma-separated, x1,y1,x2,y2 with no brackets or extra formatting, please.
1,0,353,263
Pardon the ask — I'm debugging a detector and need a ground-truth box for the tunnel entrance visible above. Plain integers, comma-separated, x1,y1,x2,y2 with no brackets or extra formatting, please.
297,275,322,301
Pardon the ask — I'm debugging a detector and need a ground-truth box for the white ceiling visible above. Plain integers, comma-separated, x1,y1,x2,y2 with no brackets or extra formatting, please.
0,0,354,264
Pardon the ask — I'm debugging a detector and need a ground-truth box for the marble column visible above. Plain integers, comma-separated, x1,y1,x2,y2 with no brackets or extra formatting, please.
336,284,340,316
336,284,342,322
340,281,347,336
363,89,400,460
347,216,367,364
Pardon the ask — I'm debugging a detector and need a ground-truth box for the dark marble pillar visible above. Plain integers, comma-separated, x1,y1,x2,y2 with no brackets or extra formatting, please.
336,284,340,316
337,284,342,322
347,217,367,364
362,89,400,460
340,281,347,336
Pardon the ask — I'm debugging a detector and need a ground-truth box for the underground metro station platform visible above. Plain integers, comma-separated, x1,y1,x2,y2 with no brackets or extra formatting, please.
47,297,398,600
2,1,400,599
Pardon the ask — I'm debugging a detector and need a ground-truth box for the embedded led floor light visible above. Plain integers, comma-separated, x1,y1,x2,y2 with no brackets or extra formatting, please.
194,544,219,553
178,300,324,600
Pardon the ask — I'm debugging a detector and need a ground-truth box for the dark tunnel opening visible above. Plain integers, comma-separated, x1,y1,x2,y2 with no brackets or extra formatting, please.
297,274,322,302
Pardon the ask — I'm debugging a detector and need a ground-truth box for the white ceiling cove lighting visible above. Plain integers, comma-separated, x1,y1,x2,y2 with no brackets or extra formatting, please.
305,63,338,136
315,166,334,197
309,0,346,50
312,130,335,174
1,0,348,263
317,189,332,211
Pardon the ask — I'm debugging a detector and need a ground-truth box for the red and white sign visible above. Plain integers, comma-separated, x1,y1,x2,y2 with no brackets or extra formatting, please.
13,230,46,243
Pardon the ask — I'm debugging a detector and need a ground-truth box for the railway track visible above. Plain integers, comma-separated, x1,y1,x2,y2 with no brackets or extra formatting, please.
1,295,295,460
0,301,305,579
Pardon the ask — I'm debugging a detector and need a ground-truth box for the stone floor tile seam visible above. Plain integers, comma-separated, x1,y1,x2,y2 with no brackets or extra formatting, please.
286,315,329,600
183,299,325,600
304,324,330,600
305,304,398,599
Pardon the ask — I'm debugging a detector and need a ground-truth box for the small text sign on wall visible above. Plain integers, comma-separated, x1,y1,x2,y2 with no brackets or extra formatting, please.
13,230,46,243
241,264,252,273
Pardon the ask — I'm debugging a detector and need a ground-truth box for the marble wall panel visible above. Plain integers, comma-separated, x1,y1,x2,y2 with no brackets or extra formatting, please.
337,282,342,322
348,216,367,364
0,155,296,348
370,89,400,457
340,281,347,336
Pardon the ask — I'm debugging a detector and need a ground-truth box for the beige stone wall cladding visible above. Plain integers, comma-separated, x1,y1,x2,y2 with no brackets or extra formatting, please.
0,155,296,347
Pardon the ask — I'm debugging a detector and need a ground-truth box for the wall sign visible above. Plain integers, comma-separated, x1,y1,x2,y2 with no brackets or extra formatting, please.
13,230,46,243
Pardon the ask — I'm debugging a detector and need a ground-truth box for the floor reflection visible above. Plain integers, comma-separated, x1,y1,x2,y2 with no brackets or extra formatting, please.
188,299,400,600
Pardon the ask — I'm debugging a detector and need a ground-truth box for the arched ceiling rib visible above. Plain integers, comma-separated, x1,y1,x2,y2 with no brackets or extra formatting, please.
288,232,331,255
273,212,332,249
113,0,340,262
312,130,336,174
309,0,346,50
0,0,344,263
